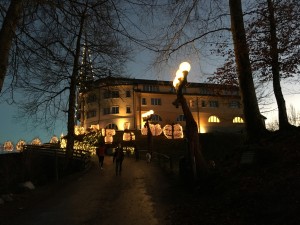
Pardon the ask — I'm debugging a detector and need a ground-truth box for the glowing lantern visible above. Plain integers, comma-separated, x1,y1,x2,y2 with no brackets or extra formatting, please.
104,135,113,144
150,124,162,136
31,138,42,145
90,124,100,131
163,124,184,139
16,140,26,151
74,125,85,135
141,127,148,135
50,135,59,144
4,141,14,151
123,132,135,141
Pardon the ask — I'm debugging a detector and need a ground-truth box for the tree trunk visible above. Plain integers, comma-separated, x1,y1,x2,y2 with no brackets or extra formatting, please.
267,0,292,130
0,0,22,93
66,12,86,160
229,0,267,142
177,94,208,178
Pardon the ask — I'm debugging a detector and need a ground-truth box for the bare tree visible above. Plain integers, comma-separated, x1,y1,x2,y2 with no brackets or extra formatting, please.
229,0,267,141
0,0,22,93
209,0,300,131
7,1,128,160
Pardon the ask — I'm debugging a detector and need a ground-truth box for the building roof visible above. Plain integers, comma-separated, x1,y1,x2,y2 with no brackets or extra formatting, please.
93,76,240,91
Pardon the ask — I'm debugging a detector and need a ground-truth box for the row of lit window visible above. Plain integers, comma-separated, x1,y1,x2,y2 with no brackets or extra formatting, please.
87,107,244,124
104,116,244,131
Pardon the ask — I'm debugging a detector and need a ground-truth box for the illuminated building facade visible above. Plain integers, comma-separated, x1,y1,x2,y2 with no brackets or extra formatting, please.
77,76,245,134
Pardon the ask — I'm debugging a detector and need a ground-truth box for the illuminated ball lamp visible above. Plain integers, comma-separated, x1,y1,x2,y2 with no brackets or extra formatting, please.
150,124,163,136
173,124,184,139
50,135,59,144
103,129,116,144
16,140,26,151
4,141,14,151
74,125,85,135
31,138,42,145
163,124,184,139
123,131,136,141
141,126,148,135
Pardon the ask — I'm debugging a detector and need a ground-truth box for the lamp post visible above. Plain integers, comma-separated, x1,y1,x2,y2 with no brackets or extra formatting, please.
142,110,154,155
173,62,207,179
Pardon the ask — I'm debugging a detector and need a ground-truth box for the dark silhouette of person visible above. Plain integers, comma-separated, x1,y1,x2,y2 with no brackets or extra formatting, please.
113,143,124,176
96,142,106,170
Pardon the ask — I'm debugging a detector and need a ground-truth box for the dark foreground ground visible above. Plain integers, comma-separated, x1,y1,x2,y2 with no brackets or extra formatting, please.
1,130,299,225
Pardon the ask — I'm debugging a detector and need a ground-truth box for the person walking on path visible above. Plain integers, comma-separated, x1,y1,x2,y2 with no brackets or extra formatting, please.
96,142,106,170
113,142,124,176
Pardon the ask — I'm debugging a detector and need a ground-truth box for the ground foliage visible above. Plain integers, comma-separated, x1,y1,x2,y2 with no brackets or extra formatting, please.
167,128,300,225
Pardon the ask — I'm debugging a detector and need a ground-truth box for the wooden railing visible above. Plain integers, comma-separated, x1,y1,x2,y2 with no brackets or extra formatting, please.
23,145,92,180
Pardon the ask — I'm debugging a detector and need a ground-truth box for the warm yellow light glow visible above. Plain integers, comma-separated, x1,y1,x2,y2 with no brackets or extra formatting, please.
150,124,162,136
4,141,14,151
142,110,154,119
200,126,206,133
16,140,26,151
163,124,184,139
233,116,244,123
173,79,180,88
105,135,113,144
31,138,42,145
208,116,220,123
123,132,135,141
75,125,85,135
50,136,59,144
90,124,100,131
141,127,148,135
175,70,184,80
179,62,191,72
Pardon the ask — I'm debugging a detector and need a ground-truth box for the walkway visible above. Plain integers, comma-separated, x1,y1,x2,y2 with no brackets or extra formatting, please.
0,155,172,225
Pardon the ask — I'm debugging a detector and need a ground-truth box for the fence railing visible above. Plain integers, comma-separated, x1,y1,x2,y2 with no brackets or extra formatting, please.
23,145,92,180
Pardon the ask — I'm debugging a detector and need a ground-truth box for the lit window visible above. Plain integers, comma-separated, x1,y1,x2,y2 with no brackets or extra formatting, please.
151,98,161,105
142,98,147,105
176,114,186,122
111,106,119,114
208,116,220,123
233,117,244,123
